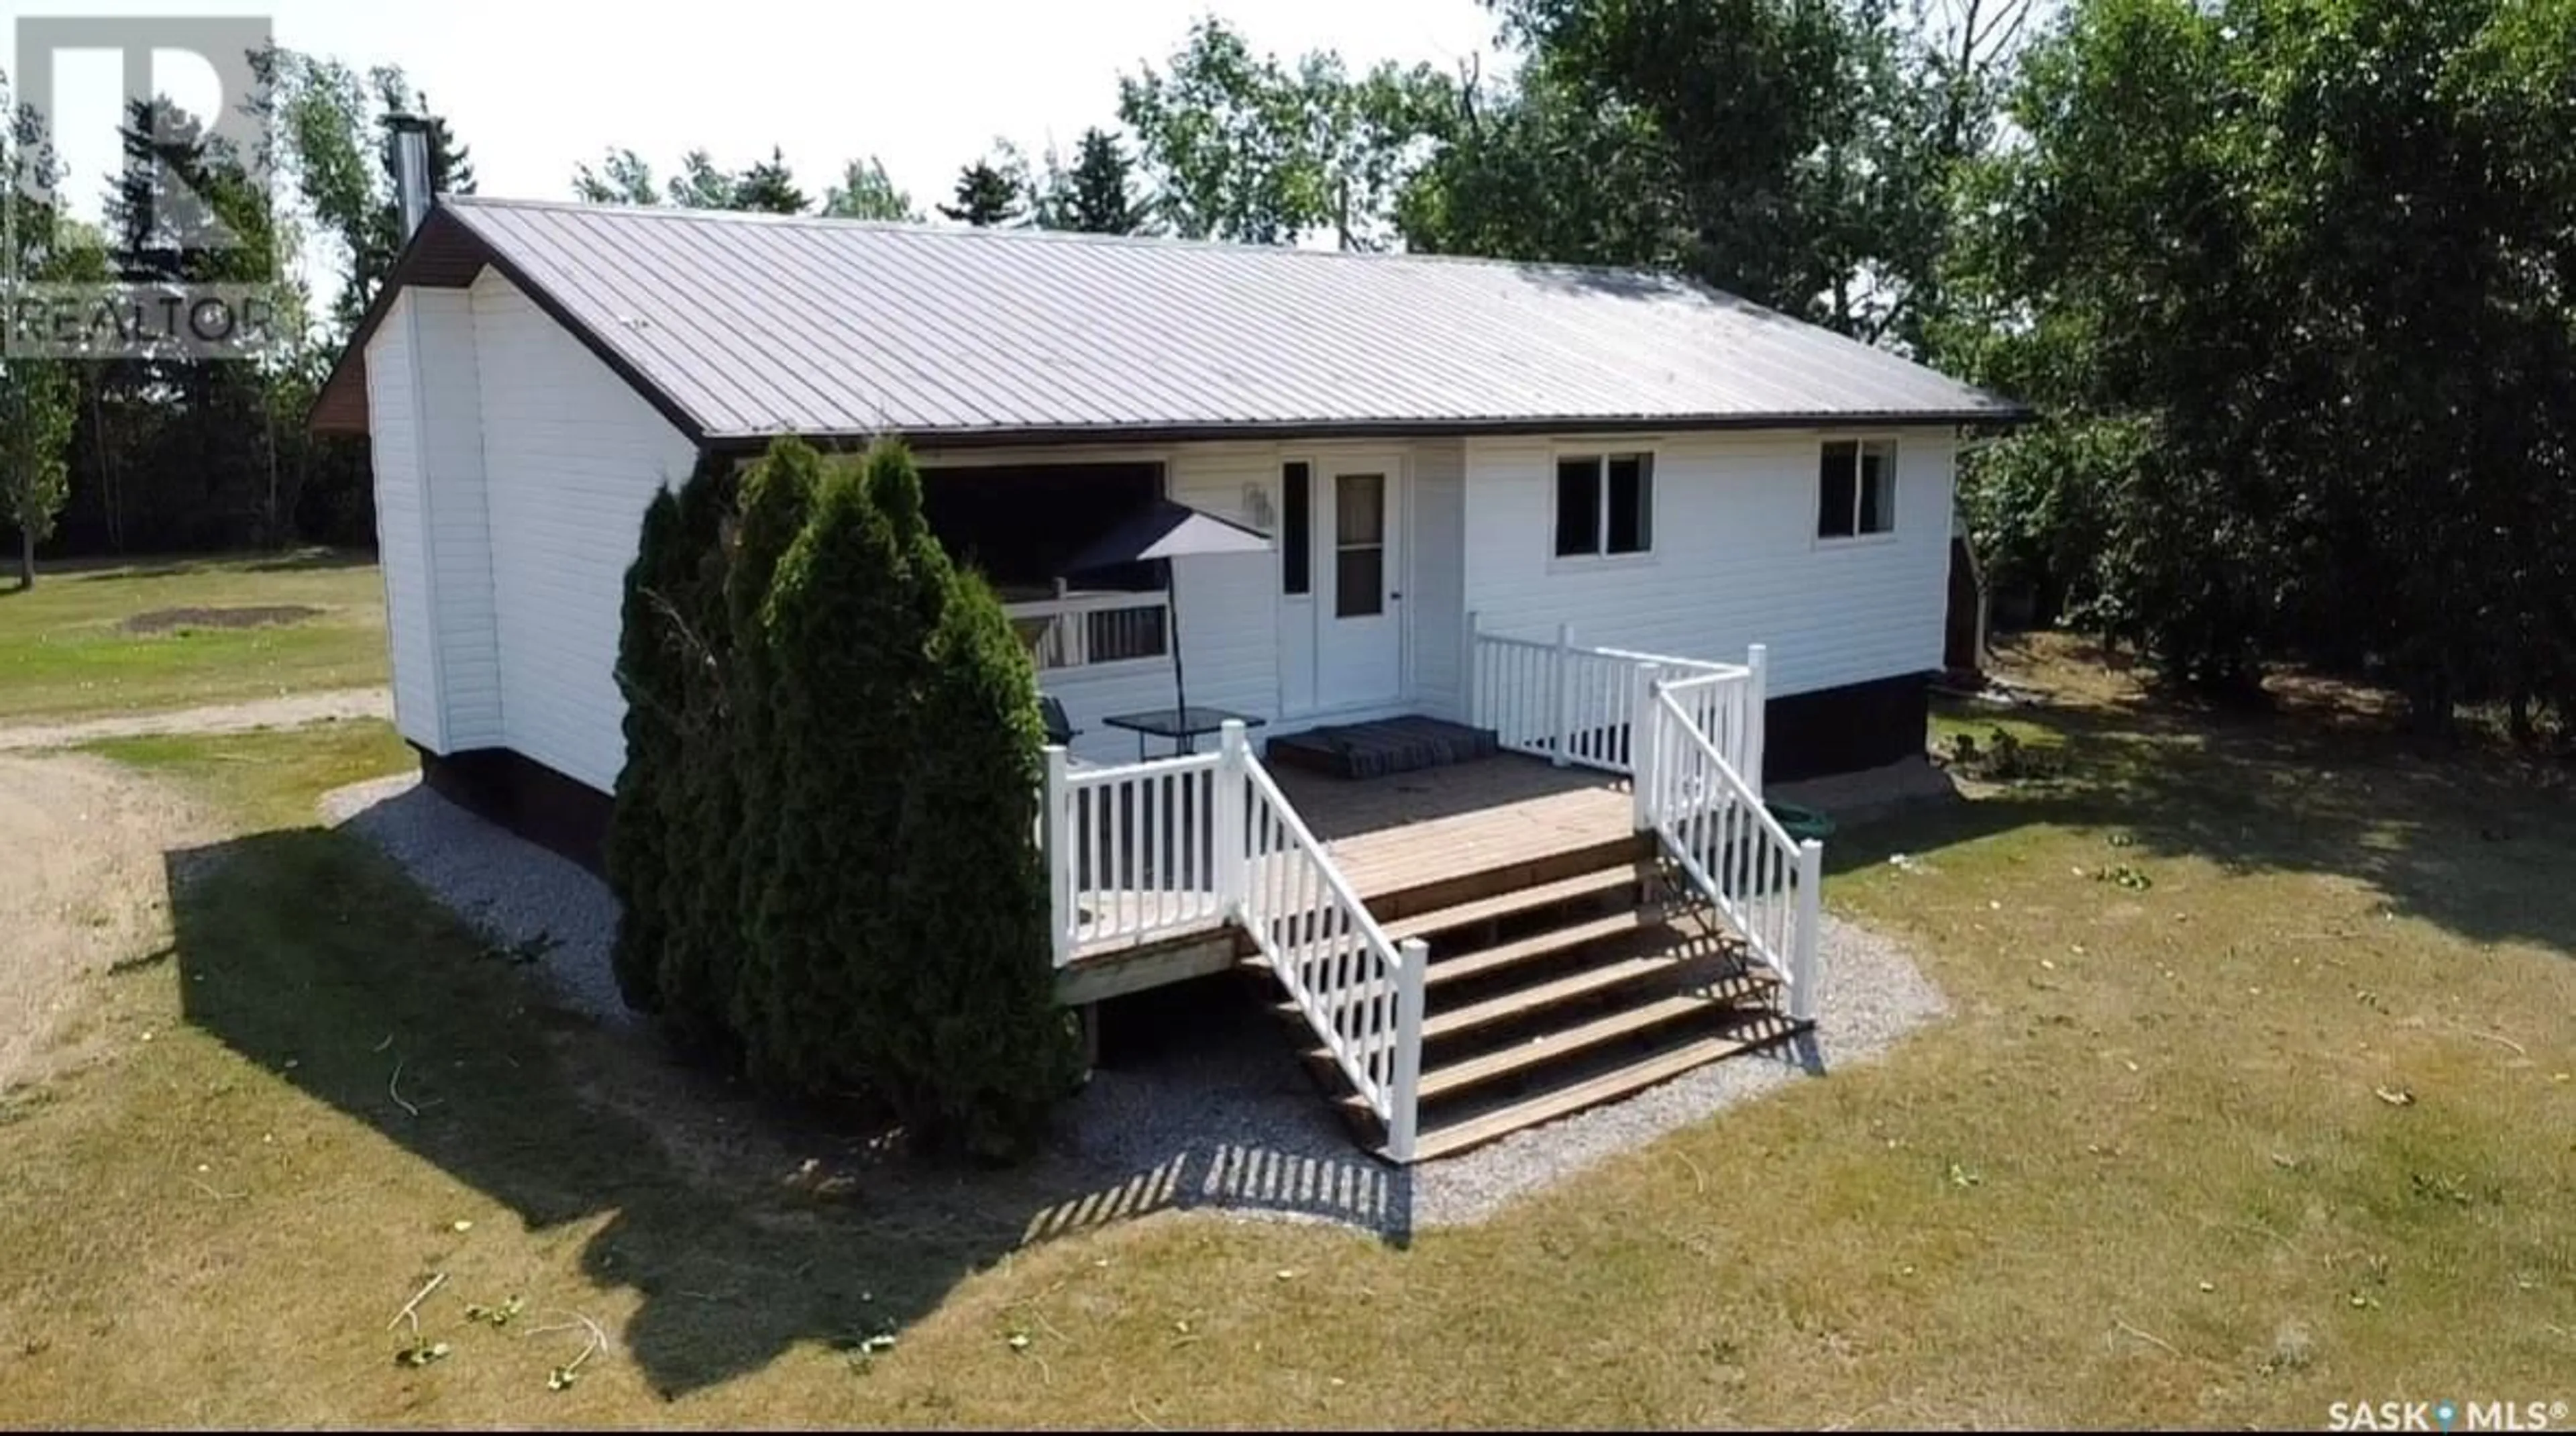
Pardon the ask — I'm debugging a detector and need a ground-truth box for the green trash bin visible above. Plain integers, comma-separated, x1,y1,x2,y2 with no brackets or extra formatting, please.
1766,799,1836,845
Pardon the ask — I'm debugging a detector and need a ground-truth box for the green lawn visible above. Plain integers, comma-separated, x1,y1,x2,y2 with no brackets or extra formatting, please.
0,551,387,723
1,646,2570,1427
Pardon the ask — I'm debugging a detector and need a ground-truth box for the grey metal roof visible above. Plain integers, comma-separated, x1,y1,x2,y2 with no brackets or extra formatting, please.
316,195,2025,446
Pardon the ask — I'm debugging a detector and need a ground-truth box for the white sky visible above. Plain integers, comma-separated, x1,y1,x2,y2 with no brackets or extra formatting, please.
28,0,1508,242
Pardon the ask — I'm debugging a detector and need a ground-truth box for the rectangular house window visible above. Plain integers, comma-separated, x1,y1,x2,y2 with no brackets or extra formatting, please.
1819,439,1897,539
1555,453,1652,557
1281,462,1311,596
1334,472,1385,618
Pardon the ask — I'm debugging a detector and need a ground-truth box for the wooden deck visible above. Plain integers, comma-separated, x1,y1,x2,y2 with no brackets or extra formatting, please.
1061,754,1637,971
1271,753,1635,903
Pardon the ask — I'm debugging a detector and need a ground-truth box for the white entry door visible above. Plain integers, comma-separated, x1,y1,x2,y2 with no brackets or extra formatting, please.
1317,463,1403,707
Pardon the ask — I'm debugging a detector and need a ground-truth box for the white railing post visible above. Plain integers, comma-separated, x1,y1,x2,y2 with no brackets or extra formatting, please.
1044,745,1074,967
1387,937,1430,1162
1744,643,1770,794
1631,667,1662,831
1216,719,1248,920
1551,621,1576,767
1792,837,1822,1023
1464,609,1483,728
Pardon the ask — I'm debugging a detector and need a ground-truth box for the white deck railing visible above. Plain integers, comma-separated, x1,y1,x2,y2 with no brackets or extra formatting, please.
1039,723,1426,1160
1637,680,1821,1023
1044,748,1226,954
1468,616,1766,787
1006,590,1170,671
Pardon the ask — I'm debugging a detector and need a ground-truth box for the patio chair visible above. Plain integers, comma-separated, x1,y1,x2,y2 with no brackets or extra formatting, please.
1040,695,1081,750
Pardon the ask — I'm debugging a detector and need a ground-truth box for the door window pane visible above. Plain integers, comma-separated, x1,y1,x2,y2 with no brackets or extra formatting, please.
1334,472,1385,618
1335,549,1383,617
1336,472,1384,544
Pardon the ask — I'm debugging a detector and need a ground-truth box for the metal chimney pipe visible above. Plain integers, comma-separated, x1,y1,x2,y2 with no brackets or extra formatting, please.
389,114,431,240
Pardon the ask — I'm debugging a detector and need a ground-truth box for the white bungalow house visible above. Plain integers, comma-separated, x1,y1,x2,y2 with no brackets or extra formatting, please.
313,192,2023,1162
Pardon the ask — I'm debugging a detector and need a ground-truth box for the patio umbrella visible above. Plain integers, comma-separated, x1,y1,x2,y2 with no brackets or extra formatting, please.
1062,499,1273,747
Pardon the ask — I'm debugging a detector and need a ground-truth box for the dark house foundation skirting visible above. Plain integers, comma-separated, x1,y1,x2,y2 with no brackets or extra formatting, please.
1760,672,1932,783
413,672,1931,869
415,743,614,876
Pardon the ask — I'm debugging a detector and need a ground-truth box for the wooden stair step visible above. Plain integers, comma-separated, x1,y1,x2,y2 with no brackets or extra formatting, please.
1421,951,1679,1042
1342,986,1766,1111
1422,909,1668,990
1402,1024,1802,1162
1362,833,1655,927
1385,868,1643,944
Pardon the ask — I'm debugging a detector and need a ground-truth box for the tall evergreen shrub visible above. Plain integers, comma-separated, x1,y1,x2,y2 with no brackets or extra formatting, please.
653,456,742,1054
888,548,1083,1156
747,449,926,1097
723,440,822,1070
605,488,687,1013
870,442,1079,1155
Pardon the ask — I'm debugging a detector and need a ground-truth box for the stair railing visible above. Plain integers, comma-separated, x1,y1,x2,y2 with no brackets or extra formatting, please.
1222,721,1429,1160
1635,681,1821,1023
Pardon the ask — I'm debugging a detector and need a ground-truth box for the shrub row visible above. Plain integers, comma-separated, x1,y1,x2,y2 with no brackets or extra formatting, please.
605,437,1079,1158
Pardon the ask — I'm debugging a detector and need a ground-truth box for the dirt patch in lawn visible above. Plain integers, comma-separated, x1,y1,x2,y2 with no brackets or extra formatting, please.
0,753,217,1096
119,603,323,634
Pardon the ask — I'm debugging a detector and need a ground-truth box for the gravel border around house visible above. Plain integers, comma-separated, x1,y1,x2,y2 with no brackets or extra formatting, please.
320,772,632,1027
320,773,1948,1240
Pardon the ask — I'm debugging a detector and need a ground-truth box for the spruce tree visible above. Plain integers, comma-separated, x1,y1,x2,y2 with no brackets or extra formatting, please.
938,159,1024,226
605,489,686,1013
652,456,741,1055
1064,127,1150,234
723,440,822,1068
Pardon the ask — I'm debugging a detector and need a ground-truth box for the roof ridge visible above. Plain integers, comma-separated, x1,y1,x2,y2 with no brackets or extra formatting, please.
437,193,1734,289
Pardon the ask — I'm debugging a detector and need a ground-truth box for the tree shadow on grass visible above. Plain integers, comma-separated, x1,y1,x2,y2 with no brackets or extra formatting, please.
1832,692,2576,956
162,821,1407,1398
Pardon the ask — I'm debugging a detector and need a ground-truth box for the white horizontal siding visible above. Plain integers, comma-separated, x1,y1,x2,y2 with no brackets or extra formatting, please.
1409,438,1467,721
411,291,503,746
1460,431,1957,697
362,293,443,752
472,271,698,792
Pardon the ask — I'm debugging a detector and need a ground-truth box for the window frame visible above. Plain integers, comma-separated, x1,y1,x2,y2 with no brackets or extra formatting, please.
1815,435,1901,546
1548,447,1658,566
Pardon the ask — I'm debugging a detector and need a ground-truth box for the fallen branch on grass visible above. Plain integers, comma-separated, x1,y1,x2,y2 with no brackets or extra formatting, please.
2112,1316,2186,1360
388,1272,447,1333
2445,1021,2528,1058
526,1311,609,1390
389,1058,421,1117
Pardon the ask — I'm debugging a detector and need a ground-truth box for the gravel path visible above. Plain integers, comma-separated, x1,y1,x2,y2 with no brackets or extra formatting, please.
319,772,631,1027
320,772,1947,1239
0,687,391,752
